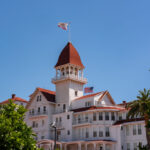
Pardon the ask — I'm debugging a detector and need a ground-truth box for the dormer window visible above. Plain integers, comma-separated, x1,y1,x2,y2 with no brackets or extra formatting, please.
75,91,78,97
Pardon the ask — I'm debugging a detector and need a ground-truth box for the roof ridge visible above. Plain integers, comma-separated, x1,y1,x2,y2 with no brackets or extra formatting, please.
73,91,106,101
37,87,55,94
0,97,28,104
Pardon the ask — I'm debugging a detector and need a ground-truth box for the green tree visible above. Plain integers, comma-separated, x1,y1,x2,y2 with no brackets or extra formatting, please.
126,88,150,149
0,100,41,150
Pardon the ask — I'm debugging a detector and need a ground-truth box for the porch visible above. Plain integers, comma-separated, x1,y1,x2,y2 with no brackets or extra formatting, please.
37,139,116,150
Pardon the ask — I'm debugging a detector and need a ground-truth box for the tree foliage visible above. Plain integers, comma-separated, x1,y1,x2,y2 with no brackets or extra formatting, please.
0,100,41,150
126,88,150,149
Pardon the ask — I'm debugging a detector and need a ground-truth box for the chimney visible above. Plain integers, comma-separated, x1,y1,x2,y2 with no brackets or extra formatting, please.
123,101,126,104
12,94,16,99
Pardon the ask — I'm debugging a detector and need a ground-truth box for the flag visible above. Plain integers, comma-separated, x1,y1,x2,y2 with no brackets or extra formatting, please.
84,87,94,93
58,22,68,30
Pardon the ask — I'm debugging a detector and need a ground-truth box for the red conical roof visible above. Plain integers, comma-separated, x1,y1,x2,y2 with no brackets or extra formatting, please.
55,42,84,68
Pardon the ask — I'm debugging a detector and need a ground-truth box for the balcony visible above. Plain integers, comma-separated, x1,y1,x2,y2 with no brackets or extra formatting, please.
52,74,87,84
28,111,48,119
72,119,92,127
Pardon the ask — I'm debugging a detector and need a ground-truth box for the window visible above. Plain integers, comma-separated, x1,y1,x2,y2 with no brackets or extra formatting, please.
127,143,130,150
99,112,103,120
37,96,39,102
63,104,66,112
41,136,45,139
133,125,136,135
59,117,62,122
43,106,46,113
82,128,84,138
38,107,40,113
105,112,109,120
56,118,58,123
93,131,97,137
85,101,91,107
75,91,78,97
138,124,142,135
105,127,110,137
85,114,88,122
32,121,36,128
99,127,103,137
78,115,81,123
119,113,122,120
67,115,70,119
93,129,97,137
78,128,81,139
67,130,70,135
134,143,137,150
111,112,115,121
32,109,34,114
29,110,32,115
126,125,129,136
39,95,42,101
35,123,38,128
93,112,97,121
85,128,89,138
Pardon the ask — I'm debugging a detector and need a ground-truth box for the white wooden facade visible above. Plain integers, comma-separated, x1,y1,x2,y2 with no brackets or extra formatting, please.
25,42,147,150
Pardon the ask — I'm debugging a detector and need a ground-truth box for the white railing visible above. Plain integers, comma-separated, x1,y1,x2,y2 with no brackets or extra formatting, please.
29,111,48,117
73,119,92,125
52,74,87,83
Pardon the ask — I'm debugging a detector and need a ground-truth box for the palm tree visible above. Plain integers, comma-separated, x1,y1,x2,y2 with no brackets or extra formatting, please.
126,88,150,149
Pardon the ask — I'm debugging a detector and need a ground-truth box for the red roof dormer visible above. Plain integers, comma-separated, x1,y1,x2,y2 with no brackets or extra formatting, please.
55,42,84,68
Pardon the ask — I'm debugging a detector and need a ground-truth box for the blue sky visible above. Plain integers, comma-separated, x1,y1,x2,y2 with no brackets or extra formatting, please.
0,0,150,103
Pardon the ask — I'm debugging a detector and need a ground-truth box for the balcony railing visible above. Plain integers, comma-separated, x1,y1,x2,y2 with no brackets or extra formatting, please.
73,119,92,125
29,111,48,117
52,74,87,83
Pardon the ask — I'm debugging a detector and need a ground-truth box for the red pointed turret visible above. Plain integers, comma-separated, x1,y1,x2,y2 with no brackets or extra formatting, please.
55,42,84,68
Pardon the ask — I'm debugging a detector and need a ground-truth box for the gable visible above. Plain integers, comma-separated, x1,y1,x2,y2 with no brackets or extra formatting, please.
98,91,116,106
26,88,55,109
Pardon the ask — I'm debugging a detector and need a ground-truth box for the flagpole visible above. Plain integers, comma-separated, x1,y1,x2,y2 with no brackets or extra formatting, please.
68,22,71,42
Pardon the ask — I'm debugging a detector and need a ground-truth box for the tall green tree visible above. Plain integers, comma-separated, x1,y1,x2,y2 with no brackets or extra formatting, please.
0,100,41,150
127,88,150,149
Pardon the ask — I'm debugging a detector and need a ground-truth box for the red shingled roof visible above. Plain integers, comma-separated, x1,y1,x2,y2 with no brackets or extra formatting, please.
37,88,55,95
55,42,84,68
71,106,125,112
74,92,103,101
0,97,28,105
